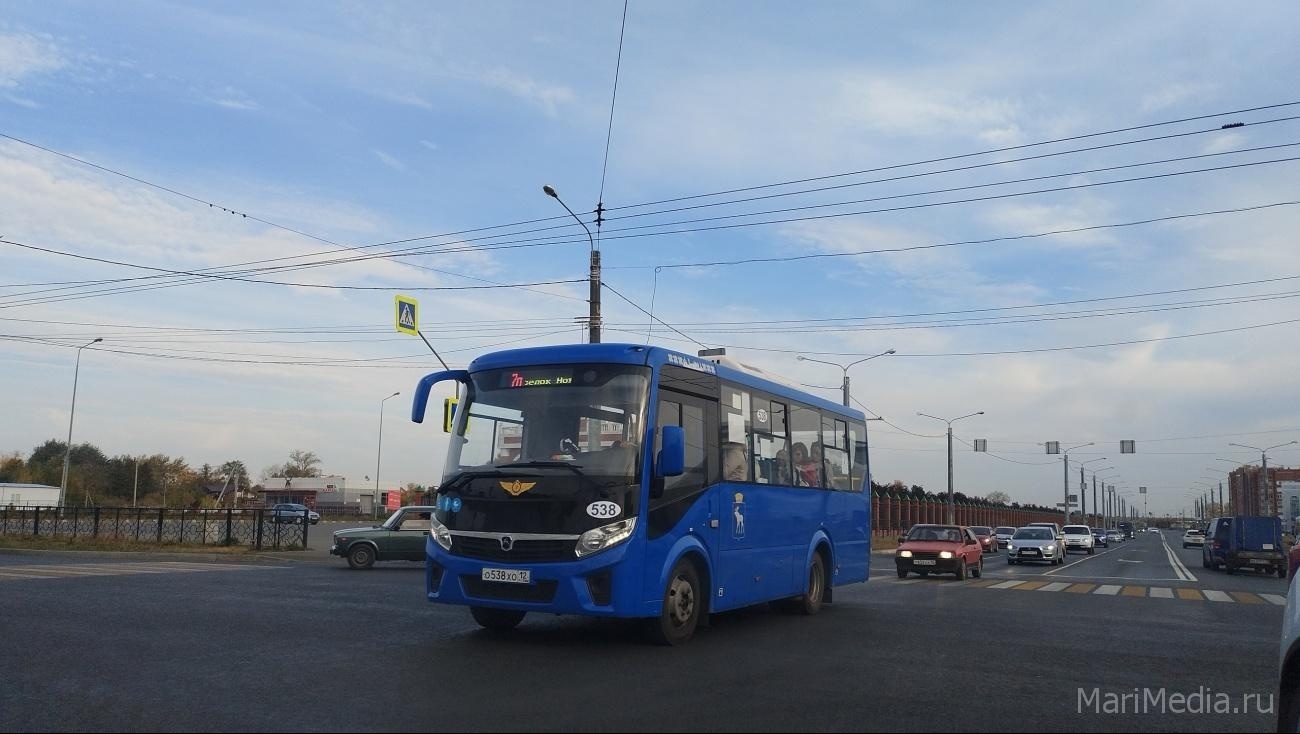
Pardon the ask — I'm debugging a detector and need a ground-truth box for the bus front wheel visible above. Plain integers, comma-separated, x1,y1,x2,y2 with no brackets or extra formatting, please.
470,606,526,632
649,559,702,646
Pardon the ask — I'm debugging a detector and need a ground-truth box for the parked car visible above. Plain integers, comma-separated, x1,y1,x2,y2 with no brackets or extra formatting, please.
970,526,998,554
1182,528,1205,549
1091,527,1110,548
1202,516,1285,577
1062,525,1096,555
330,506,436,569
1277,566,1300,730
1007,526,1063,565
994,526,1017,549
268,503,319,525
894,524,985,580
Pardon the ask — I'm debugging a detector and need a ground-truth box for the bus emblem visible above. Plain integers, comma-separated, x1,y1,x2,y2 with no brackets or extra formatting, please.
499,480,537,496
500,536,514,552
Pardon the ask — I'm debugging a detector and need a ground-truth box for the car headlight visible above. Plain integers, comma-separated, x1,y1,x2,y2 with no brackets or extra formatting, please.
429,516,452,551
576,518,637,558
939,551,954,559
898,550,913,558
1045,544,1056,552
1007,544,1016,552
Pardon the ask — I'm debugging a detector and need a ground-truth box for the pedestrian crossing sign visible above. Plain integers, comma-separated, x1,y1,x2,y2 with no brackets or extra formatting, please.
395,295,419,336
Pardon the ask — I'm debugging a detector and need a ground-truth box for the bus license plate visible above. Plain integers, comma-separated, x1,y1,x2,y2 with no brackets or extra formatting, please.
913,559,937,566
482,568,531,584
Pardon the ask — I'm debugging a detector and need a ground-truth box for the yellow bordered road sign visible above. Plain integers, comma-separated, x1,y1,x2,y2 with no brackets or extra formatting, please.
395,295,419,335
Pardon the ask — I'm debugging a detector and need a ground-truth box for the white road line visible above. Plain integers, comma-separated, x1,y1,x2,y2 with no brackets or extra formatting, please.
1044,545,1121,576
1149,587,1175,599
1038,574,1186,581
1037,582,1071,592
1203,590,1233,603
990,581,1024,589
1261,594,1288,606
1094,585,1123,595
1159,534,1198,582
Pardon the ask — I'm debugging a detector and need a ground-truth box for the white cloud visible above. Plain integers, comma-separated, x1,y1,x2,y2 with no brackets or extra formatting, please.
206,86,259,110
5,93,39,108
0,31,64,88
373,149,407,172
1141,81,1218,113
419,140,438,151
477,68,574,117
376,91,434,110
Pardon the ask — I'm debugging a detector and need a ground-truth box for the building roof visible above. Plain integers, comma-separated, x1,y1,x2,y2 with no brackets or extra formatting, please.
0,483,60,490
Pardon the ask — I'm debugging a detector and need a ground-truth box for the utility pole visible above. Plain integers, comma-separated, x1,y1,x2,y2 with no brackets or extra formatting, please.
59,338,103,508
544,185,600,344
918,411,984,524
1092,475,1098,527
133,457,140,508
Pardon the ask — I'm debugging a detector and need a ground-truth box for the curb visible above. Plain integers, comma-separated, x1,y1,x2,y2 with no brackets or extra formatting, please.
0,546,332,565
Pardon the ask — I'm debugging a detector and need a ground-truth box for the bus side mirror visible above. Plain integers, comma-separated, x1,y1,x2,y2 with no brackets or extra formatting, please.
411,370,469,424
657,426,685,478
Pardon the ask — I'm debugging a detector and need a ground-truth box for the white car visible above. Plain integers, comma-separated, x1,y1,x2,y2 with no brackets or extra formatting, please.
1182,528,1205,548
1062,525,1096,555
1278,570,1300,730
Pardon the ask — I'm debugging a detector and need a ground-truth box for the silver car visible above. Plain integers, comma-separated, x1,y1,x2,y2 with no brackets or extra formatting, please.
1007,526,1064,565
994,526,1016,549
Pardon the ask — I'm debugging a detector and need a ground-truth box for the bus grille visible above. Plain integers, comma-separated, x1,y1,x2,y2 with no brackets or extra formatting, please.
450,536,575,563
460,576,558,603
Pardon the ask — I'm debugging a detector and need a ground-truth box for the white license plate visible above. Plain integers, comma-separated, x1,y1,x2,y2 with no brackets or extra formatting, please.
481,568,531,584
913,559,937,566
1250,559,1270,565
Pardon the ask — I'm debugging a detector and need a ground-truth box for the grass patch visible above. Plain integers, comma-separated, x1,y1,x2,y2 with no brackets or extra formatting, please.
0,535,305,554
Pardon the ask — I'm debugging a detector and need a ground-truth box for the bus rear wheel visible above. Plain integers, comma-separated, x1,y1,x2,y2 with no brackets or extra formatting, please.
470,606,526,632
649,559,702,646
794,553,826,615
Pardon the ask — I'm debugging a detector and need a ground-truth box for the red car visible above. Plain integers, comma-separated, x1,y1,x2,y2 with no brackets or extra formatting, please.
895,524,985,580
1288,538,1300,582
970,526,998,554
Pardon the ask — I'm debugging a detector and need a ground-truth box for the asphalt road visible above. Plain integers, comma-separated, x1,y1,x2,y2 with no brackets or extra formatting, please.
0,529,1282,733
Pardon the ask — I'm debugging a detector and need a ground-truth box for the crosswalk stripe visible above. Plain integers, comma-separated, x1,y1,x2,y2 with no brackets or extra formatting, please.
1261,594,1287,606
1037,582,1071,592
1229,592,1265,605
990,581,1024,589
1014,581,1049,591
966,579,1001,588
1149,587,1174,599
1094,585,1122,595
1203,590,1233,603
1064,583,1096,594
1176,588,1203,600
1121,586,1146,597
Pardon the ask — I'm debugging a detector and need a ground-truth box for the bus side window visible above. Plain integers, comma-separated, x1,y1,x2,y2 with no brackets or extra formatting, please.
850,421,868,491
654,398,708,505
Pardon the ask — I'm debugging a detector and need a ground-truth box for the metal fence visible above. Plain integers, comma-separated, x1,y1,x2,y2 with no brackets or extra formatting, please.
871,490,1065,537
0,507,309,550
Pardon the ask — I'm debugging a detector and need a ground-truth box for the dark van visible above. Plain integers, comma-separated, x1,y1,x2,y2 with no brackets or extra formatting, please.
1202,516,1285,577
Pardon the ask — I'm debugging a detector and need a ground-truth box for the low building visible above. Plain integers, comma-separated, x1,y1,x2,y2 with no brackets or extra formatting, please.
257,475,378,511
1228,465,1300,522
0,483,62,507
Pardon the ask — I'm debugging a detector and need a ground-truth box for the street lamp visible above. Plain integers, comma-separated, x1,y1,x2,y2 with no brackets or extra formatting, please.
1050,442,1094,525
1229,441,1297,518
1086,465,1114,527
543,184,600,344
375,391,401,518
916,411,984,524
796,350,895,407
59,338,103,508
1077,457,1108,525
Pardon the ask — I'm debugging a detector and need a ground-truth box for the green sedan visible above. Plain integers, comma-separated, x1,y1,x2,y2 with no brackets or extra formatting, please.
331,506,436,569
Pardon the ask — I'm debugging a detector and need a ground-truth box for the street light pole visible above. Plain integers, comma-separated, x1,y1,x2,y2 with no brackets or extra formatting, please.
1076,458,1108,525
376,391,400,518
59,338,102,508
797,350,895,407
1056,442,1093,525
917,411,984,524
1230,441,1298,518
544,184,600,344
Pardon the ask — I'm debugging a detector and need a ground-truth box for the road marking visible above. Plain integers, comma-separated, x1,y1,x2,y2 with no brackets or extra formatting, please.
1121,585,1147,597
1117,559,1143,563
1229,592,1266,605
1150,587,1175,599
1040,574,1186,581
1065,583,1097,594
1043,545,1120,576
1176,588,1203,601
1159,534,1198,582
1262,594,1288,606
0,562,283,582
1203,590,1233,603
1014,581,1049,591
1094,585,1122,595
966,579,1001,588
1037,582,1071,592
990,581,1024,589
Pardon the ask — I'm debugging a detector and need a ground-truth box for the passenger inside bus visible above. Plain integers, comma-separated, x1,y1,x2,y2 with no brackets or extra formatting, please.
774,448,792,485
722,442,748,482
792,442,819,487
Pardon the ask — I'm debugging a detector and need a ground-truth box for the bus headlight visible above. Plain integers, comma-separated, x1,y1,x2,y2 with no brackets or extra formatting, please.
429,516,452,551
576,518,637,558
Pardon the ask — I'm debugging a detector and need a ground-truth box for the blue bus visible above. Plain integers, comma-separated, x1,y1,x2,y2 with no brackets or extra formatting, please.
410,343,872,644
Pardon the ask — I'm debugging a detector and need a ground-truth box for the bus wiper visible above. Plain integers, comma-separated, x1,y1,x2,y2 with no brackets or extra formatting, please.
497,460,588,477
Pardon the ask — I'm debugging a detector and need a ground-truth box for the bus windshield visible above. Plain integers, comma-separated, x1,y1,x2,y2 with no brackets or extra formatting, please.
445,364,651,487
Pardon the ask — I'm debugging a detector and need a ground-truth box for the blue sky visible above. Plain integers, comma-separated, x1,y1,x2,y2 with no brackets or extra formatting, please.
2,1,1299,515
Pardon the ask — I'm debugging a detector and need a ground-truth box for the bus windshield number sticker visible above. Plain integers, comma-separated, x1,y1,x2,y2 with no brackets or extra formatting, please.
587,501,621,519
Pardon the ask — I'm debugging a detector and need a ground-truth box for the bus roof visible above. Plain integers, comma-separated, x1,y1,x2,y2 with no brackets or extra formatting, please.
465,342,865,421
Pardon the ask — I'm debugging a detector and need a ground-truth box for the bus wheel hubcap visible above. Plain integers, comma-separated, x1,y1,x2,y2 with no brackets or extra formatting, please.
669,576,694,625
